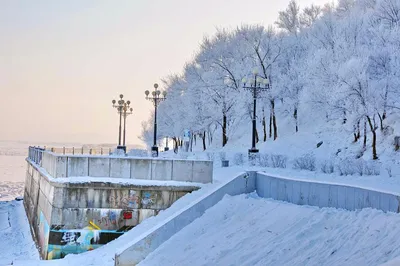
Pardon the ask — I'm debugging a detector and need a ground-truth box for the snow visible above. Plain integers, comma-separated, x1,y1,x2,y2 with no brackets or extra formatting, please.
0,201,39,265
42,174,205,188
140,193,400,266
9,167,244,266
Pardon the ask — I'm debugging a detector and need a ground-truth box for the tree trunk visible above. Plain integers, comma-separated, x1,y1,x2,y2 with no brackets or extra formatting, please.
294,107,298,133
357,120,360,139
262,114,267,142
202,131,206,151
269,112,272,138
173,137,179,153
343,110,347,124
271,100,278,140
222,113,228,147
363,119,367,149
353,124,358,142
190,134,194,152
377,112,384,131
255,128,259,143
367,116,378,160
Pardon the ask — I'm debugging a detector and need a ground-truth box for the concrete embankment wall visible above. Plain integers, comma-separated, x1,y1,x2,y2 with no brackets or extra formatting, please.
24,158,201,260
40,151,213,183
256,173,400,213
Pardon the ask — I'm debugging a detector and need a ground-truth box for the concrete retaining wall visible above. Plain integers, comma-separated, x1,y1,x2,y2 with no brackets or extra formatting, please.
115,172,256,266
24,159,200,260
256,173,400,213
38,151,213,184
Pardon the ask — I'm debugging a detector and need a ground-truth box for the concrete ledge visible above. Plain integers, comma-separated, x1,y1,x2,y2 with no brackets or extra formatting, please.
256,173,400,213
114,172,256,266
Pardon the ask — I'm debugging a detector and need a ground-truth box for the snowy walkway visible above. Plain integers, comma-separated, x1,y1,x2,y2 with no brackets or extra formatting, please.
0,201,39,265
140,194,400,266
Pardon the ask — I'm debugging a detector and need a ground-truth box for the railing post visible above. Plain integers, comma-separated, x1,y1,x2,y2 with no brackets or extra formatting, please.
101,148,103,155
81,147,84,154
72,147,75,155
63,147,66,155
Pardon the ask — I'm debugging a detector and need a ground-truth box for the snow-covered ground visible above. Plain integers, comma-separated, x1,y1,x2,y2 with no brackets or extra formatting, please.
140,193,400,266
3,140,400,265
0,201,39,265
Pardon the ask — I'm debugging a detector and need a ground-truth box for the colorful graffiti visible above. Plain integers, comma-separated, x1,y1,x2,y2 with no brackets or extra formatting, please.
46,219,133,260
38,211,50,258
108,190,157,209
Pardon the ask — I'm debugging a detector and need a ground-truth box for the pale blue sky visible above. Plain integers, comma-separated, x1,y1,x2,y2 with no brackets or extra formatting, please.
0,0,329,145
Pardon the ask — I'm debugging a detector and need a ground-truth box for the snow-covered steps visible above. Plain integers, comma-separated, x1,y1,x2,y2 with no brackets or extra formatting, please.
115,171,400,265
140,194,400,266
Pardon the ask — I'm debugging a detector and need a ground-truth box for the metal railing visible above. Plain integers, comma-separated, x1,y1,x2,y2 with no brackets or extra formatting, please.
28,146,45,165
46,147,113,155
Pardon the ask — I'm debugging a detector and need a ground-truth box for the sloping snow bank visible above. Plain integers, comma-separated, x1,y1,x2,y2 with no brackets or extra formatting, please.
0,201,39,265
140,193,400,266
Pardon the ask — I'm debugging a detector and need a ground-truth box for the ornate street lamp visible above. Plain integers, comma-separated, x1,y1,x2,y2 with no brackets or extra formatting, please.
145,83,167,157
241,67,270,157
112,94,133,152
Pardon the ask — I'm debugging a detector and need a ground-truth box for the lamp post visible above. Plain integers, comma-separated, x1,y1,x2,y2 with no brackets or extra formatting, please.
241,67,270,157
145,83,167,157
112,94,133,153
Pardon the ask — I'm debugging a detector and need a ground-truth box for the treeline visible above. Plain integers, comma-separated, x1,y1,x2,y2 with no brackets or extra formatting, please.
140,0,400,160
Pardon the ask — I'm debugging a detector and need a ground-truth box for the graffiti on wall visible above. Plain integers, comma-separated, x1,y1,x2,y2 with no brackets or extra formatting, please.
108,190,157,209
38,212,50,258
46,219,132,260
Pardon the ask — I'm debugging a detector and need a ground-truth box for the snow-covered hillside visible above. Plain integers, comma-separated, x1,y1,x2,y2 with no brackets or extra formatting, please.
140,0,400,177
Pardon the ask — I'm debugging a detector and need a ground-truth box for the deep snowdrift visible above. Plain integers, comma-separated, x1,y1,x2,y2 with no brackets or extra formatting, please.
140,193,400,266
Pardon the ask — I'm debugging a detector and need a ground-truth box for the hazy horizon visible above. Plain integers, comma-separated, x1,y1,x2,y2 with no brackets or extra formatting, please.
1,0,329,146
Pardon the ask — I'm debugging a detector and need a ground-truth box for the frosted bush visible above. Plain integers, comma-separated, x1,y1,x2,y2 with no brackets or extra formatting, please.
336,159,381,176
354,160,364,176
293,154,316,171
258,153,270,167
320,160,334,174
386,165,393,177
336,159,356,176
248,153,259,166
270,154,287,168
363,161,381,176
112,148,126,156
206,152,215,161
219,152,227,161
233,153,245,165
179,152,189,159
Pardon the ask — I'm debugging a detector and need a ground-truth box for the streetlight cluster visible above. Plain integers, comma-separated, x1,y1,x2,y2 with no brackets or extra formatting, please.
145,83,167,157
111,67,267,158
112,94,133,152
242,67,270,156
